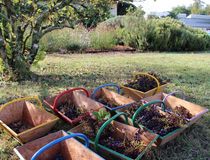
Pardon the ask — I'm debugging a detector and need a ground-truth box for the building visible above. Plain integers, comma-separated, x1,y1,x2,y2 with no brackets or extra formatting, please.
148,11,170,18
110,1,137,16
178,14,210,34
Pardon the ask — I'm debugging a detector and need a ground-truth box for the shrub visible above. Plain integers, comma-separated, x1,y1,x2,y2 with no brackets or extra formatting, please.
115,9,148,50
145,17,210,51
119,16,210,52
38,16,210,53
97,16,125,30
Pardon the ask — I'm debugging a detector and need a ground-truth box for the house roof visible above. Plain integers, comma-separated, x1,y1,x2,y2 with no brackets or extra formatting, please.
187,14,210,20
179,14,210,29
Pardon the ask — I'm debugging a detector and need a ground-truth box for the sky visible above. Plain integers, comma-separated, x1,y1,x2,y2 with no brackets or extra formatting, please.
133,0,210,14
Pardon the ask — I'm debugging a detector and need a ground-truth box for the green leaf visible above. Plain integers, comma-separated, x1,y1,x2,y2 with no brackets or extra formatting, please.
93,108,110,121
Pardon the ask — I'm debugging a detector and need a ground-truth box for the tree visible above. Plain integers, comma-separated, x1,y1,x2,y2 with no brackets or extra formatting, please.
203,5,210,15
190,0,205,14
117,1,136,15
0,0,114,80
169,6,191,19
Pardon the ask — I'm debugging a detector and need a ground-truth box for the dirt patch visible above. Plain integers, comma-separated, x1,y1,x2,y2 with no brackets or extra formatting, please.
85,45,136,53
8,121,33,134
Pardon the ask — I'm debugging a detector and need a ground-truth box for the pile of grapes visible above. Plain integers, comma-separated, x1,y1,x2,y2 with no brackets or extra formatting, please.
81,117,146,159
173,105,193,119
8,121,33,134
120,102,143,117
125,72,168,92
96,96,119,108
54,154,64,160
57,100,83,120
81,117,114,140
136,105,187,136
100,129,145,159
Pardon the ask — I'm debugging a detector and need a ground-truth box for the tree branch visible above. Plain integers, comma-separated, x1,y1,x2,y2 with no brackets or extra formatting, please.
0,12,11,23
41,25,72,36
22,22,33,54
0,2,7,8
0,34,8,66
35,0,74,28
69,4,85,18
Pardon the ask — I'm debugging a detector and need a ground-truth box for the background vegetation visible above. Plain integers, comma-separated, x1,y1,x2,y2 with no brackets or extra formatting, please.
38,14,210,53
169,0,210,18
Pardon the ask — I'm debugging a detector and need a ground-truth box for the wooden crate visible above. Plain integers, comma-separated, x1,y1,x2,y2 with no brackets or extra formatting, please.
121,84,168,100
92,87,136,110
0,97,59,143
134,93,208,146
69,113,158,160
44,88,104,125
14,130,104,160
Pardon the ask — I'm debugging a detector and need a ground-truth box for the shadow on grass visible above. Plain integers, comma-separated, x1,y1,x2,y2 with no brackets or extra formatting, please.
28,72,103,87
19,72,106,99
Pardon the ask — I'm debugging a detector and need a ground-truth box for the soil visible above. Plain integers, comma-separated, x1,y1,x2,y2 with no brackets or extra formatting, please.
135,105,187,136
121,102,143,117
8,121,33,134
173,105,193,119
125,71,169,92
85,45,136,53
57,100,84,120
96,96,119,108
81,117,146,159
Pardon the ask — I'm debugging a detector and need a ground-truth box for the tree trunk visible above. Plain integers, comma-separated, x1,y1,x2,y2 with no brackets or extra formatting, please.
2,47,31,81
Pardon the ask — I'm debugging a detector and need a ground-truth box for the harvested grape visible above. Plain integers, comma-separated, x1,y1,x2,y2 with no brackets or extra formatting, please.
96,96,119,108
79,115,146,159
57,100,84,120
119,102,143,117
125,72,168,92
54,154,64,160
173,105,193,119
8,121,33,134
136,105,187,136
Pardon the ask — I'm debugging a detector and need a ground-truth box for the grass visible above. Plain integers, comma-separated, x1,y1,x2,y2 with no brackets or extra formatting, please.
0,52,210,160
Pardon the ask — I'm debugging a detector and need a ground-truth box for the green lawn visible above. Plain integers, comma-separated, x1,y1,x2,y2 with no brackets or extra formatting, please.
0,53,210,160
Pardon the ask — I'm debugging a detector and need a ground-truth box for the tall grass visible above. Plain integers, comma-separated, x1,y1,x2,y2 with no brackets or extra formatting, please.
40,26,90,52
40,25,118,53
90,28,118,50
